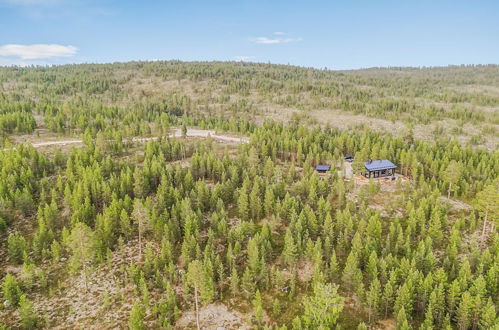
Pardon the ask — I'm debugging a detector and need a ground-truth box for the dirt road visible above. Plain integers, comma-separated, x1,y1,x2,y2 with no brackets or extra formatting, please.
5,128,249,150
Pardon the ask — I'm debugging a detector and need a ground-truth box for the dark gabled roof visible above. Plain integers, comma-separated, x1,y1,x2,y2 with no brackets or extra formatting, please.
364,160,397,172
316,165,331,171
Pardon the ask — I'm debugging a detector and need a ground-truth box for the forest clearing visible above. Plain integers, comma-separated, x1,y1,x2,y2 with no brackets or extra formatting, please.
3,128,248,150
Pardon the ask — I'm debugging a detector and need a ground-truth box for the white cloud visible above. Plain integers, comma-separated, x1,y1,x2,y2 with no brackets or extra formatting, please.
252,36,302,45
234,56,255,62
0,44,78,60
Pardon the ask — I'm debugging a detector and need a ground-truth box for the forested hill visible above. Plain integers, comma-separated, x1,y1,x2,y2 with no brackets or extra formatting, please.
1,62,498,149
0,61,498,329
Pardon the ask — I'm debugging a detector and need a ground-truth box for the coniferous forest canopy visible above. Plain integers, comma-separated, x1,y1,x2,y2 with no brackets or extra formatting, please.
0,61,498,329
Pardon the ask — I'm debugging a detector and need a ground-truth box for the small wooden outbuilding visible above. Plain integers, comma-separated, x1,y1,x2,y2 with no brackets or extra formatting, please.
316,165,331,173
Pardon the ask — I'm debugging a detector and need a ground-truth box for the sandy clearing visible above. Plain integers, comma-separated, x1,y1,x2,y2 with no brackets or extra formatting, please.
175,303,251,329
3,128,249,151
167,128,250,143
31,140,83,148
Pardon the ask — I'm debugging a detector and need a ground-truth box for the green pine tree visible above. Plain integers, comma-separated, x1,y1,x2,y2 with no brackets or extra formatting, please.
128,300,146,330
302,283,344,329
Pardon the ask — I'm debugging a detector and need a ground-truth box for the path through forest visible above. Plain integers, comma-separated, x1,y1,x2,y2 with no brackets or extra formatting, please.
6,128,249,150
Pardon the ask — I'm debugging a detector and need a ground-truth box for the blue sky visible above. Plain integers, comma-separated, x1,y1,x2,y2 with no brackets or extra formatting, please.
1,0,498,69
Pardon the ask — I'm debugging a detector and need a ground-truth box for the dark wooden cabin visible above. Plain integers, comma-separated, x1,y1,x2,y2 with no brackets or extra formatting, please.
364,160,397,178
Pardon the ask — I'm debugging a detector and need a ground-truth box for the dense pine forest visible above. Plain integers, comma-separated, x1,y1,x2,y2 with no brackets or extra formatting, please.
0,62,498,329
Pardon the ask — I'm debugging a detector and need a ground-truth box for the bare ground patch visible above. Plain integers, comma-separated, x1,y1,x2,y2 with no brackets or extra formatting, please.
347,175,411,217
377,318,396,329
175,303,251,329
309,109,407,135
438,196,473,212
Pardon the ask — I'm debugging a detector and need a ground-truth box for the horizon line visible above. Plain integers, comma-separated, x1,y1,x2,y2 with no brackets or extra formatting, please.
1,59,498,72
